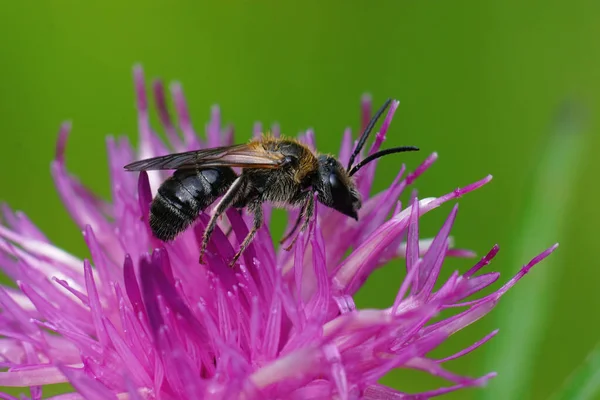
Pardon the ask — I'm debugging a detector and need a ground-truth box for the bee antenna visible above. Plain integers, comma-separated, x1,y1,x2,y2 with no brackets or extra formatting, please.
346,98,392,171
348,146,419,177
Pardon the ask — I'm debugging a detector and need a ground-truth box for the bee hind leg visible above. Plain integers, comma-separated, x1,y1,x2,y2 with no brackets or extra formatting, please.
200,177,244,264
229,202,263,267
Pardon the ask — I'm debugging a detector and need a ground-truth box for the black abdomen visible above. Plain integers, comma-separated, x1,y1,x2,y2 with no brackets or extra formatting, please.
149,167,237,241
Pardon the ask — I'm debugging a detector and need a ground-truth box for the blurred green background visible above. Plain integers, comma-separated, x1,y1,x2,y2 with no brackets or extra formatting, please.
1,1,599,399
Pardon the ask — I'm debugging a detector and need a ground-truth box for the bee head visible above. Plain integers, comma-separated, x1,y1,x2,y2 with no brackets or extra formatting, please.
314,155,361,220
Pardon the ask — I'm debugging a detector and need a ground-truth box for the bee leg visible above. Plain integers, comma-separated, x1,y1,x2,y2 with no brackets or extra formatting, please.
229,202,262,267
284,194,314,251
200,177,244,264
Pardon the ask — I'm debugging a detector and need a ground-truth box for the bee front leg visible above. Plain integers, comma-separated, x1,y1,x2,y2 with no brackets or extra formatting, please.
200,177,244,264
283,193,314,251
230,202,263,267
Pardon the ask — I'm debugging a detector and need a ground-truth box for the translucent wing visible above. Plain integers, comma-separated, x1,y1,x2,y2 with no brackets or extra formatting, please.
124,143,287,171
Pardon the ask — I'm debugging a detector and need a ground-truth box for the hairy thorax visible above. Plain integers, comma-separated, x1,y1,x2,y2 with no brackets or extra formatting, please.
235,137,318,208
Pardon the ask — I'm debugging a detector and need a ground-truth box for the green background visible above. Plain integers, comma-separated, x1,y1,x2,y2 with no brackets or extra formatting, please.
1,1,599,399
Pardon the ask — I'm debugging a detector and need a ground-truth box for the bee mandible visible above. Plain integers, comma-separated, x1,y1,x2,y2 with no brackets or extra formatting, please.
124,99,419,266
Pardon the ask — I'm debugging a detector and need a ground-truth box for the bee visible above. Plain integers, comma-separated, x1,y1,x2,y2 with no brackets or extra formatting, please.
124,99,418,266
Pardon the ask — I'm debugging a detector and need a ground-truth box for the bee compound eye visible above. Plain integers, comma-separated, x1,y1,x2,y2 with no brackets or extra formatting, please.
329,173,341,188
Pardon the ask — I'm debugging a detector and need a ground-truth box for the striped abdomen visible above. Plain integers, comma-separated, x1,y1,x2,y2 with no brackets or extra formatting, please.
149,167,237,241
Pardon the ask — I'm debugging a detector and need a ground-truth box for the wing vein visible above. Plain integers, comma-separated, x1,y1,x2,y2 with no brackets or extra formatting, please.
124,143,287,171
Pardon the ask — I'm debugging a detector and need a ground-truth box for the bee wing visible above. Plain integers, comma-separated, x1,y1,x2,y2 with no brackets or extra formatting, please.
124,143,287,171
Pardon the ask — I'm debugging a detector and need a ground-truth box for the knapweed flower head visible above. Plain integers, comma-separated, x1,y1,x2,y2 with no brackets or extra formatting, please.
0,66,556,400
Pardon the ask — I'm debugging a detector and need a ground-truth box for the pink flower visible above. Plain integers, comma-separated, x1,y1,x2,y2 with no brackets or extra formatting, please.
0,66,556,399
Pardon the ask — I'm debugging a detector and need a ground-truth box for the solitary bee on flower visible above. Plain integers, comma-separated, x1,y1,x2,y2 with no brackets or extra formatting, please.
125,99,419,265
0,66,559,400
